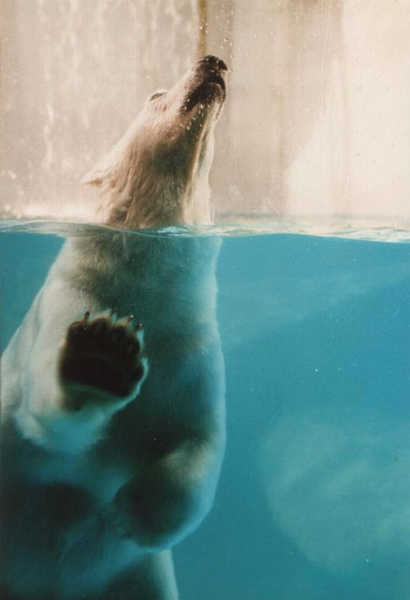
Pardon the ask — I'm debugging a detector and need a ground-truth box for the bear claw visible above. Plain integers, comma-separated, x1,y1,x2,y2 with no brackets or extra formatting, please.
59,312,146,400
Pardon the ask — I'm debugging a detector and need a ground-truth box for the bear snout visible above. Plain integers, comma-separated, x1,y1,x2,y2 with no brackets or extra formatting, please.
182,55,227,113
197,55,228,73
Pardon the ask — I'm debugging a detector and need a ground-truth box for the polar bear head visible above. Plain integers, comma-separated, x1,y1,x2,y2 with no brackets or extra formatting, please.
84,55,227,229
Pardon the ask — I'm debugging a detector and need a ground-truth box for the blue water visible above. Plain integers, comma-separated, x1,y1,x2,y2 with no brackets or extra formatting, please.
1,224,410,599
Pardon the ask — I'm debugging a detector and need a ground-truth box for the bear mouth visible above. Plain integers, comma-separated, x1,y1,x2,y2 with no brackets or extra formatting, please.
182,58,227,113
183,75,226,113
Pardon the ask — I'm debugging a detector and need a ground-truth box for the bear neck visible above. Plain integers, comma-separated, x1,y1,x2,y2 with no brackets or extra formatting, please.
85,114,216,230
104,171,212,230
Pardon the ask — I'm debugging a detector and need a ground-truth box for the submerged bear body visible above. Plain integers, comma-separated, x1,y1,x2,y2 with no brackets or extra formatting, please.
1,56,227,599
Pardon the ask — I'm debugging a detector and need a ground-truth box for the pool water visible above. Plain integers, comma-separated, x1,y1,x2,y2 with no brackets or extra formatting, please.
1,223,410,599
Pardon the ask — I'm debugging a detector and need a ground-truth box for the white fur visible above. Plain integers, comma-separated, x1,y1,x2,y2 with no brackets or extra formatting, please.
1,57,226,599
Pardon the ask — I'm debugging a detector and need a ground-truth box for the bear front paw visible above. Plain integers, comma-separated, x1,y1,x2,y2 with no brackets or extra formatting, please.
58,312,147,400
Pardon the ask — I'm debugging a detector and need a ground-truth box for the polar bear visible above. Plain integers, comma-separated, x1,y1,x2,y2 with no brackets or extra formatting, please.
0,55,227,600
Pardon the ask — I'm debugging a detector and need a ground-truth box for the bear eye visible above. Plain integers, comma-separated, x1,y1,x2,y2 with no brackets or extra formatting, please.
149,90,167,101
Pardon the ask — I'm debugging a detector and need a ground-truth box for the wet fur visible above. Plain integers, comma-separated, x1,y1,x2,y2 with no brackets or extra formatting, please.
0,56,227,599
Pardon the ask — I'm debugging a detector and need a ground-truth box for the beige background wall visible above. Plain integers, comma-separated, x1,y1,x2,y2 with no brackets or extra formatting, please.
1,1,409,223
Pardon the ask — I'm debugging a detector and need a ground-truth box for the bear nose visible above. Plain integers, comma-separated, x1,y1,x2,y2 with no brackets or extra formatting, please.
199,55,228,72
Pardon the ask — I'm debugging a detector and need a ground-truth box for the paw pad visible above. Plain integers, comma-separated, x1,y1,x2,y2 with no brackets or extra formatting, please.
59,311,147,399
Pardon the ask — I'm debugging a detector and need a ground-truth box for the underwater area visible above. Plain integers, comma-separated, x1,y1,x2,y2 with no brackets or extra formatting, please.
2,222,410,599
